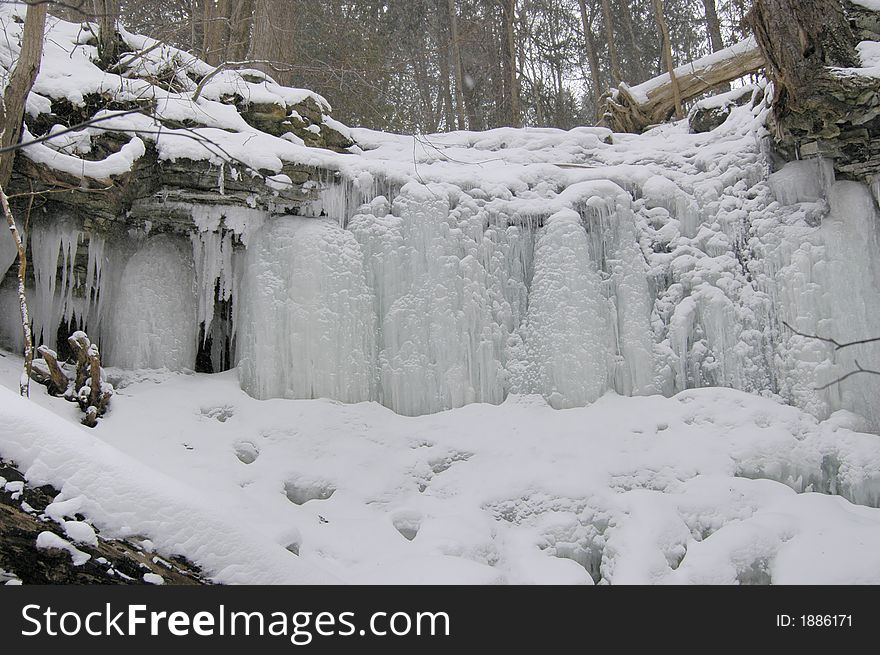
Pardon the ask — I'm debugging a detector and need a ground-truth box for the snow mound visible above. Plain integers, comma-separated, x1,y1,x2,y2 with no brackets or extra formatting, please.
3,359,879,585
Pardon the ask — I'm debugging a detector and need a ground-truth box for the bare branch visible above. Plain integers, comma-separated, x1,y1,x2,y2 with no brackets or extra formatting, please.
782,321,880,351
815,360,880,390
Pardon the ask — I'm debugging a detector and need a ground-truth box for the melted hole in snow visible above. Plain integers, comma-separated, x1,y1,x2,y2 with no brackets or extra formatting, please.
283,478,336,505
550,542,603,585
656,422,669,432
234,441,260,465
200,405,235,422
736,557,772,585
428,451,473,475
391,510,422,541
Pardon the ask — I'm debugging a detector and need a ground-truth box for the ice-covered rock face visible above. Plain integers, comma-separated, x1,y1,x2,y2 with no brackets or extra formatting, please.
236,217,376,403
105,235,198,371
520,208,610,409
7,96,880,428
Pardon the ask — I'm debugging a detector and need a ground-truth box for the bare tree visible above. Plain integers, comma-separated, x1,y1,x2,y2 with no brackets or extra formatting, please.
702,0,724,52
94,0,121,67
0,1,48,396
503,0,521,128
577,0,604,117
653,0,683,119
446,0,467,130
599,0,621,85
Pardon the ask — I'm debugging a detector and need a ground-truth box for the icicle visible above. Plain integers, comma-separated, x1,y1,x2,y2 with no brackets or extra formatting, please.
84,233,106,327
30,220,82,349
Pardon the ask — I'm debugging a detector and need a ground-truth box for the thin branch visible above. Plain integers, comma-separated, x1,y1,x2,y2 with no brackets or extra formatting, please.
815,360,880,390
0,106,150,155
781,321,880,351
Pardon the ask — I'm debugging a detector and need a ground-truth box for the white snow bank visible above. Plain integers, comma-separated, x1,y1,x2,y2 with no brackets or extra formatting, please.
4,356,880,584
20,127,145,180
0,385,337,584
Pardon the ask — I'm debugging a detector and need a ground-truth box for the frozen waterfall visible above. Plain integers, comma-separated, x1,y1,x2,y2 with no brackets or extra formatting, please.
4,146,880,428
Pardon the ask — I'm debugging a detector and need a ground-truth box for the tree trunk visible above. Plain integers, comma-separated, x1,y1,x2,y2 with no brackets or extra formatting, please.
746,0,857,113
202,0,230,65
226,0,255,63
503,0,521,128
0,184,32,397
436,4,456,131
745,0,880,180
600,0,621,85
702,0,725,52
447,0,467,130
653,0,683,119
577,0,604,118
0,1,48,188
94,0,120,68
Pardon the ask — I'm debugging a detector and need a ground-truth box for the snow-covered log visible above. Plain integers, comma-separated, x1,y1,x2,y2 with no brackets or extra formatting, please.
600,38,765,133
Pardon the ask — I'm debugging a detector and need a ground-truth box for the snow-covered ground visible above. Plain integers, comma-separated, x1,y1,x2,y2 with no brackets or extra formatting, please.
2,355,879,585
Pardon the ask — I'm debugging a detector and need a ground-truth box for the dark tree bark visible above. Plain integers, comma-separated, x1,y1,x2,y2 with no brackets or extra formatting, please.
653,0,683,119
0,1,48,187
746,0,857,113
577,0,604,118
746,0,880,180
503,0,521,128
447,0,467,130
600,0,621,85
436,0,456,131
94,0,121,68
702,0,725,52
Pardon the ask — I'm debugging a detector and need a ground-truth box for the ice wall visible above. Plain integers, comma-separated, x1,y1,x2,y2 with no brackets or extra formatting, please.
520,208,610,408
105,235,198,370
758,163,880,429
347,184,521,415
8,121,880,428
236,217,376,403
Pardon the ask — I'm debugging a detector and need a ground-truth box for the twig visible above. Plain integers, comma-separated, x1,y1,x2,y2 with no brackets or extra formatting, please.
0,106,150,154
815,360,880,390
781,321,880,351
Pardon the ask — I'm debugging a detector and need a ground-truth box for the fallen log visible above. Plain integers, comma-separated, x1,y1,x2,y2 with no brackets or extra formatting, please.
600,37,765,133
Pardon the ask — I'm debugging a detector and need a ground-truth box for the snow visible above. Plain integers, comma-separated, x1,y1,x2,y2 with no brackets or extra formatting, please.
63,520,98,546
0,383,336,584
143,572,165,585
853,0,880,11
2,358,880,584
20,127,145,180
35,531,91,566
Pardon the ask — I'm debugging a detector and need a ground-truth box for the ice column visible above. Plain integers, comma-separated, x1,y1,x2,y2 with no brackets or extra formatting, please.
237,217,376,403
524,208,611,408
